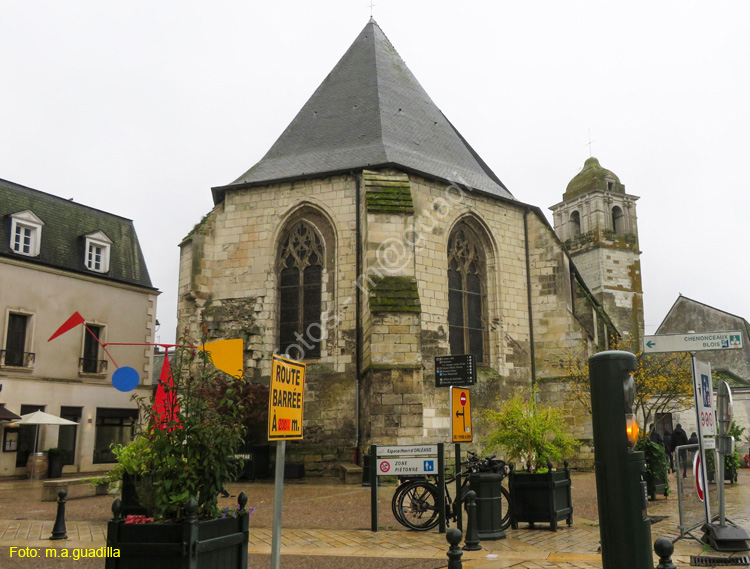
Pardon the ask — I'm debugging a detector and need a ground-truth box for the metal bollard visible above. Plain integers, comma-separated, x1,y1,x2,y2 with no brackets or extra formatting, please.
50,489,68,540
654,537,676,569
446,527,463,569
463,490,482,551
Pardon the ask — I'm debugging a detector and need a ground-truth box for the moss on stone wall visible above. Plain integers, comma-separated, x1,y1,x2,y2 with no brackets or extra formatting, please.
369,276,421,313
364,170,414,214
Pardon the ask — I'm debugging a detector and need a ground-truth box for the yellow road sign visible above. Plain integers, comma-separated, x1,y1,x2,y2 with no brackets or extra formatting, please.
450,387,472,443
268,354,306,440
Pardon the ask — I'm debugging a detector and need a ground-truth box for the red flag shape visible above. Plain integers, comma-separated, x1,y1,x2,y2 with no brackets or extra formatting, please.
48,312,86,342
153,355,180,430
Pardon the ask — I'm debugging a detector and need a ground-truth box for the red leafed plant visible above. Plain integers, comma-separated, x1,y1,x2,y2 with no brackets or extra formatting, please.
124,515,154,524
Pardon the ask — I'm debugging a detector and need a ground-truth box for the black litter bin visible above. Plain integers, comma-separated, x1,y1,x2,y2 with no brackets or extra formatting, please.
468,472,506,540
361,454,381,487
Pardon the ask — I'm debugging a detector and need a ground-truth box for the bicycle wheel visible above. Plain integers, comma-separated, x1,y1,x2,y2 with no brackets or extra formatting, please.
390,481,412,526
394,481,440,531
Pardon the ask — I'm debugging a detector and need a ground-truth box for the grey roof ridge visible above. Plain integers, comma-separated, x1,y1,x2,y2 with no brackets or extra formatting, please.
658,294,749,329
0,177,136,224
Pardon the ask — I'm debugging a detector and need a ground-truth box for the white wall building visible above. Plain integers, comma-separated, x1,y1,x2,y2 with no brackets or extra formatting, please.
0,178,158,476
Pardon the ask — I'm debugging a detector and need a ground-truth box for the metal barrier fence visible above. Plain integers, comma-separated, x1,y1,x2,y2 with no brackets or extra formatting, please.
675,443,719,539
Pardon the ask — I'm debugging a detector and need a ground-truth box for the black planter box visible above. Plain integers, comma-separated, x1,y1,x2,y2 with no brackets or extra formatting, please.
645,470,667,500
105,494,250,569
707,465,737,484
508,461,573,531
47,455,65,479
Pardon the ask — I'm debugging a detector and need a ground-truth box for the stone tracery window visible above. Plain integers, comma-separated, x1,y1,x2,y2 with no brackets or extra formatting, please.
278,221,323,360
447,223,486,362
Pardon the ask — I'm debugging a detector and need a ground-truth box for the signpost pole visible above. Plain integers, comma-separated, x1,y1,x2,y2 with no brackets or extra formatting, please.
438,442,446,534
455,443,462,531
270,440,286,569
267,354,306,567
370,444,378,532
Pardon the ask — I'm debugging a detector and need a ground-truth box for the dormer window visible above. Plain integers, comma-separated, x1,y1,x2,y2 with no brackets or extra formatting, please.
84,231,112,273
9,211,44,257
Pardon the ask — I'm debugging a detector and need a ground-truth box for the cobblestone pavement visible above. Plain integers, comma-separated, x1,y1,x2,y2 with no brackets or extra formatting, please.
1,470,749,569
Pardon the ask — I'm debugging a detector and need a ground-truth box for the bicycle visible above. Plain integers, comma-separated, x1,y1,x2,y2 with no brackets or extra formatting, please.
391,451,512,531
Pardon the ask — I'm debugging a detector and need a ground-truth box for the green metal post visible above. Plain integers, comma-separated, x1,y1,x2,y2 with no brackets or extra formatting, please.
589,350,653,569
455,443,463,531
370,444,378,532
438,442,446,533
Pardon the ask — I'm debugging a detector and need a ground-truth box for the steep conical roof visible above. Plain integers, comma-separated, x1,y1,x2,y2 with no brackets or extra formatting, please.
212,20,512,203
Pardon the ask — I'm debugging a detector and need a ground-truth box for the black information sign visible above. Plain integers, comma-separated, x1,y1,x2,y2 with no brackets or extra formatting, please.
435,354,476,387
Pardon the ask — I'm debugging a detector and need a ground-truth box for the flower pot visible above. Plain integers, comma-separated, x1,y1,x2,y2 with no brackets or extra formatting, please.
106,494,250,569
48,453,66,479
508,461,573,531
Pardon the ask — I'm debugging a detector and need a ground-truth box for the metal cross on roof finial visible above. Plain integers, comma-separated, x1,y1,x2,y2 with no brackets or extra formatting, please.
367,0,376,17
586,129,595,157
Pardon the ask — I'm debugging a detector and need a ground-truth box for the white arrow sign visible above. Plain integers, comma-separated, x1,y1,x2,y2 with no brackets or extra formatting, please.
643,331,744,354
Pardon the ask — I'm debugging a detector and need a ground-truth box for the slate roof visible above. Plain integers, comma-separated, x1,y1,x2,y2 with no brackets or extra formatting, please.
0,178,155,289
213,19,513,203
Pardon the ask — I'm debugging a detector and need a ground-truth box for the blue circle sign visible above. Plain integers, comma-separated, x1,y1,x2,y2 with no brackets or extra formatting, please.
112,366,140,392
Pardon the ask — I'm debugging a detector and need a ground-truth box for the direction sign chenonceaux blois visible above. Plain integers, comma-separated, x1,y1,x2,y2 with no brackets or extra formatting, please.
642,331,744,354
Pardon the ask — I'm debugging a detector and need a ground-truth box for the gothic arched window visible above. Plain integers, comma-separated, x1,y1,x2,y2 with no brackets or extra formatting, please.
278,221,323,360
447,224,486,362
612,206,625,235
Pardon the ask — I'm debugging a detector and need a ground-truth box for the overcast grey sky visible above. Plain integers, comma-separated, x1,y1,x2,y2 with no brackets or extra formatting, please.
2,1,748,346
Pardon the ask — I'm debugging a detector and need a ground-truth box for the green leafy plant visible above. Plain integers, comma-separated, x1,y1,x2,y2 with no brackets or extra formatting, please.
722,421,744,480
635,438,670,496
105,332,248,521
482,388,579,473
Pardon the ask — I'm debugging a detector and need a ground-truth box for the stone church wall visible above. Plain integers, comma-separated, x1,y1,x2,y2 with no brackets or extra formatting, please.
178,168,620,474
178,174,362,473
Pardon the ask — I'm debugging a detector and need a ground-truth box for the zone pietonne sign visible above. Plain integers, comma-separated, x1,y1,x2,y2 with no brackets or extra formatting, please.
268,354,306,440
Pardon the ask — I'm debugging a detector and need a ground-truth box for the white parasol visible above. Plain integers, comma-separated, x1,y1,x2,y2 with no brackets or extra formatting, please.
12,411,78,479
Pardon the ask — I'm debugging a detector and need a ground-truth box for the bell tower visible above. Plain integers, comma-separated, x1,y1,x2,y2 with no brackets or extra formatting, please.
550,157,643,348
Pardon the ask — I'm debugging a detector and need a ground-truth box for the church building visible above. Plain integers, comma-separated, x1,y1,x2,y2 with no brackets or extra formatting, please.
177,20,621,473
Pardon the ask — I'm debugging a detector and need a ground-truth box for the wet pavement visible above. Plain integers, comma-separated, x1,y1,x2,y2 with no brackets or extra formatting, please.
1,470,749,568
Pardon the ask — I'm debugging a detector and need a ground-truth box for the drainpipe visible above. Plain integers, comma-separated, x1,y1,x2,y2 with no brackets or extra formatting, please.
353,172,363,461
523,208,537,388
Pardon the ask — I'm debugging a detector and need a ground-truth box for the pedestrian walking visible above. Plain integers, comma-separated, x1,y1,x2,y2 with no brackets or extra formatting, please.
672,424,689,477
663,429,674,473
649,424,664,446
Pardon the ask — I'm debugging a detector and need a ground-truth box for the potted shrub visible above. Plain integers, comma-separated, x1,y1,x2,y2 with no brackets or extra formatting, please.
635,439,668,500
706,421,744,484
203,376,270,480
46,448,68,479
104,337,251,569
483,389,578,530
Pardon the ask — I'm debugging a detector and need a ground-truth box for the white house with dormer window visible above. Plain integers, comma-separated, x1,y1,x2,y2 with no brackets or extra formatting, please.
9,210,44,257
1,178,158,477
